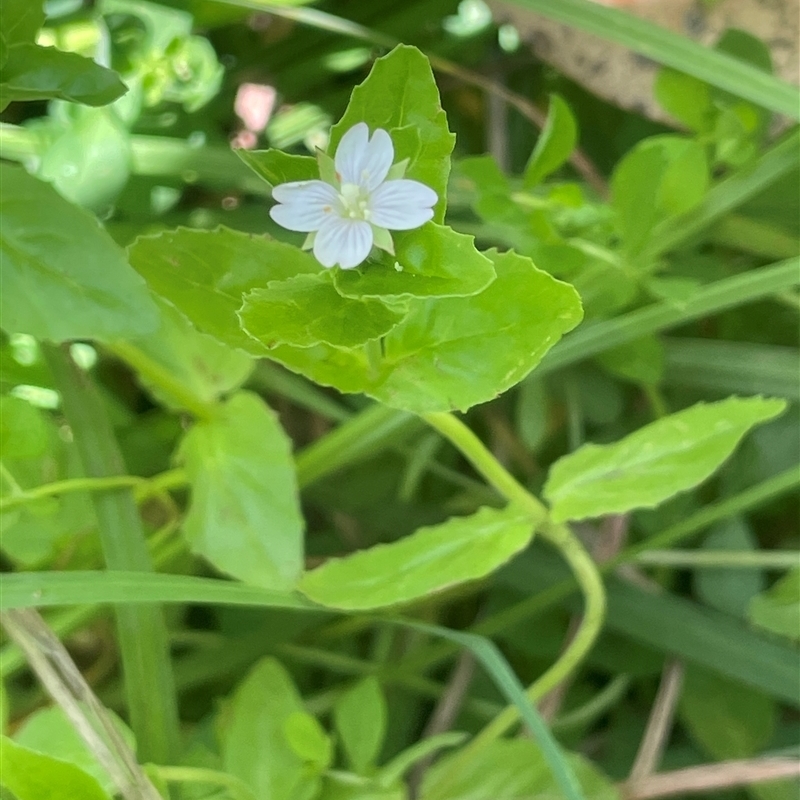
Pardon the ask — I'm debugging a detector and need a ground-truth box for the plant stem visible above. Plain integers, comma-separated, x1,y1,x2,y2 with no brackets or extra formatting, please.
422,412,606,744
634,549,800,569
42,345,180,765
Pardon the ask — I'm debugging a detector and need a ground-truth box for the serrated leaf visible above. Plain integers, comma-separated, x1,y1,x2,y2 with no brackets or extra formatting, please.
270,249,582,413
222,658,317,800
0,164,158,341
524,94,578,188
544,396,787,522
179,391,304,590
334,677,387,774
332,223,495,300
127,226,318,355
298,505,535,610
749,569,800,640
329,45,454,223
0,44,126,110
240,272,406,349
0,736,111,800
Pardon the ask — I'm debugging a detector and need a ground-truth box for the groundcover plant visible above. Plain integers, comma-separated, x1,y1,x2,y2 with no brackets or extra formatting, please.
0,1,798,799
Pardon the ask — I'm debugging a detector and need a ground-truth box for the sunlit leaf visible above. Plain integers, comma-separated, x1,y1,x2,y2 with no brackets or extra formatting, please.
299,504,535,610
544,396,787,522
334,677,387,773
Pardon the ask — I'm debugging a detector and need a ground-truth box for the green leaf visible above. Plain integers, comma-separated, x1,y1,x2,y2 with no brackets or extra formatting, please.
679,665,775,760
14,707,134,796
749,568,800,640
611,136,709,257
329,45,455,223
241,272,406,349
694,517,765,617
502,0,800,119
270,249,583,414
0,0,44,48
523,94,578,188
331,223,496,300
420,739,618,800
0,396,48,459
0,736,111,800
222,658,319,800
179,391,304,590
36,107,132,212
334,677,387,773
0,44,127,110
284,711,333,768
129,295,253,409
237,149,318,186
0,164,159,341
0,570,316,610
127,226,318,355
655,68,713,131
596,336,664,386
299,504,535,610
544,397,787,522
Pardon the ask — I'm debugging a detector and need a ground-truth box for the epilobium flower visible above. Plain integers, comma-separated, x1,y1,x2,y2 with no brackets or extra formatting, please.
269,122,438,269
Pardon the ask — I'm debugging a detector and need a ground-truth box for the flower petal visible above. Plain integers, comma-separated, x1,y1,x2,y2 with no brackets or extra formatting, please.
313,216,373,269
369,179,438,230
334,124,394,190
334,122,369,185
269,180,340,232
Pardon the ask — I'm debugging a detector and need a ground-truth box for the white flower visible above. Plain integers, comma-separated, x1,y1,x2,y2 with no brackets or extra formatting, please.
269,122,438,269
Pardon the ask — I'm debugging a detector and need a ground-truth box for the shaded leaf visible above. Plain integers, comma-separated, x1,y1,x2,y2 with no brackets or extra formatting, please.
0,0,44,48
0,164,158,341
0,736,110,800
749,569,800,640
299,505,535,610
334,677,387,773
544,397,786,522
524,94,578,187
237,149,318,186
179,391,304,590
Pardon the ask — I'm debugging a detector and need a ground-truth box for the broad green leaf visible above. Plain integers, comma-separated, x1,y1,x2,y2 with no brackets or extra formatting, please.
222,658,318,800
544,397,786,522
611,136,708,258
655,69,712,132
179,391,304,590
0,164,158,341
420,739,618,800
523,94,578,188
36,107,131,211
331,223,496,300
0,44,127,110
241,272,406,349
679,665,775,760
334,677,387,773
129,294,253,409
127,226,318,354
237,149,318,186
270,249,583,414
0,736,110,800
284,711,333,769
14,707,134,796
0,396,48,459
694,517,765,618
749,569,800,640
0,0,44,48
596,336,664,386
329,45,455,223
298,504,535,610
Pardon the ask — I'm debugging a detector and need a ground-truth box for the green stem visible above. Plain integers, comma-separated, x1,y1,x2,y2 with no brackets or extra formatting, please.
634,549,800,569
109,341,216,421
552,674,630,733
422,412,606,743
42,346,180,765
154,767,257,800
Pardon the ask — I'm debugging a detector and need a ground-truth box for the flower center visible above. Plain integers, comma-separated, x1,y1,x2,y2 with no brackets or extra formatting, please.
338,182,371,221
